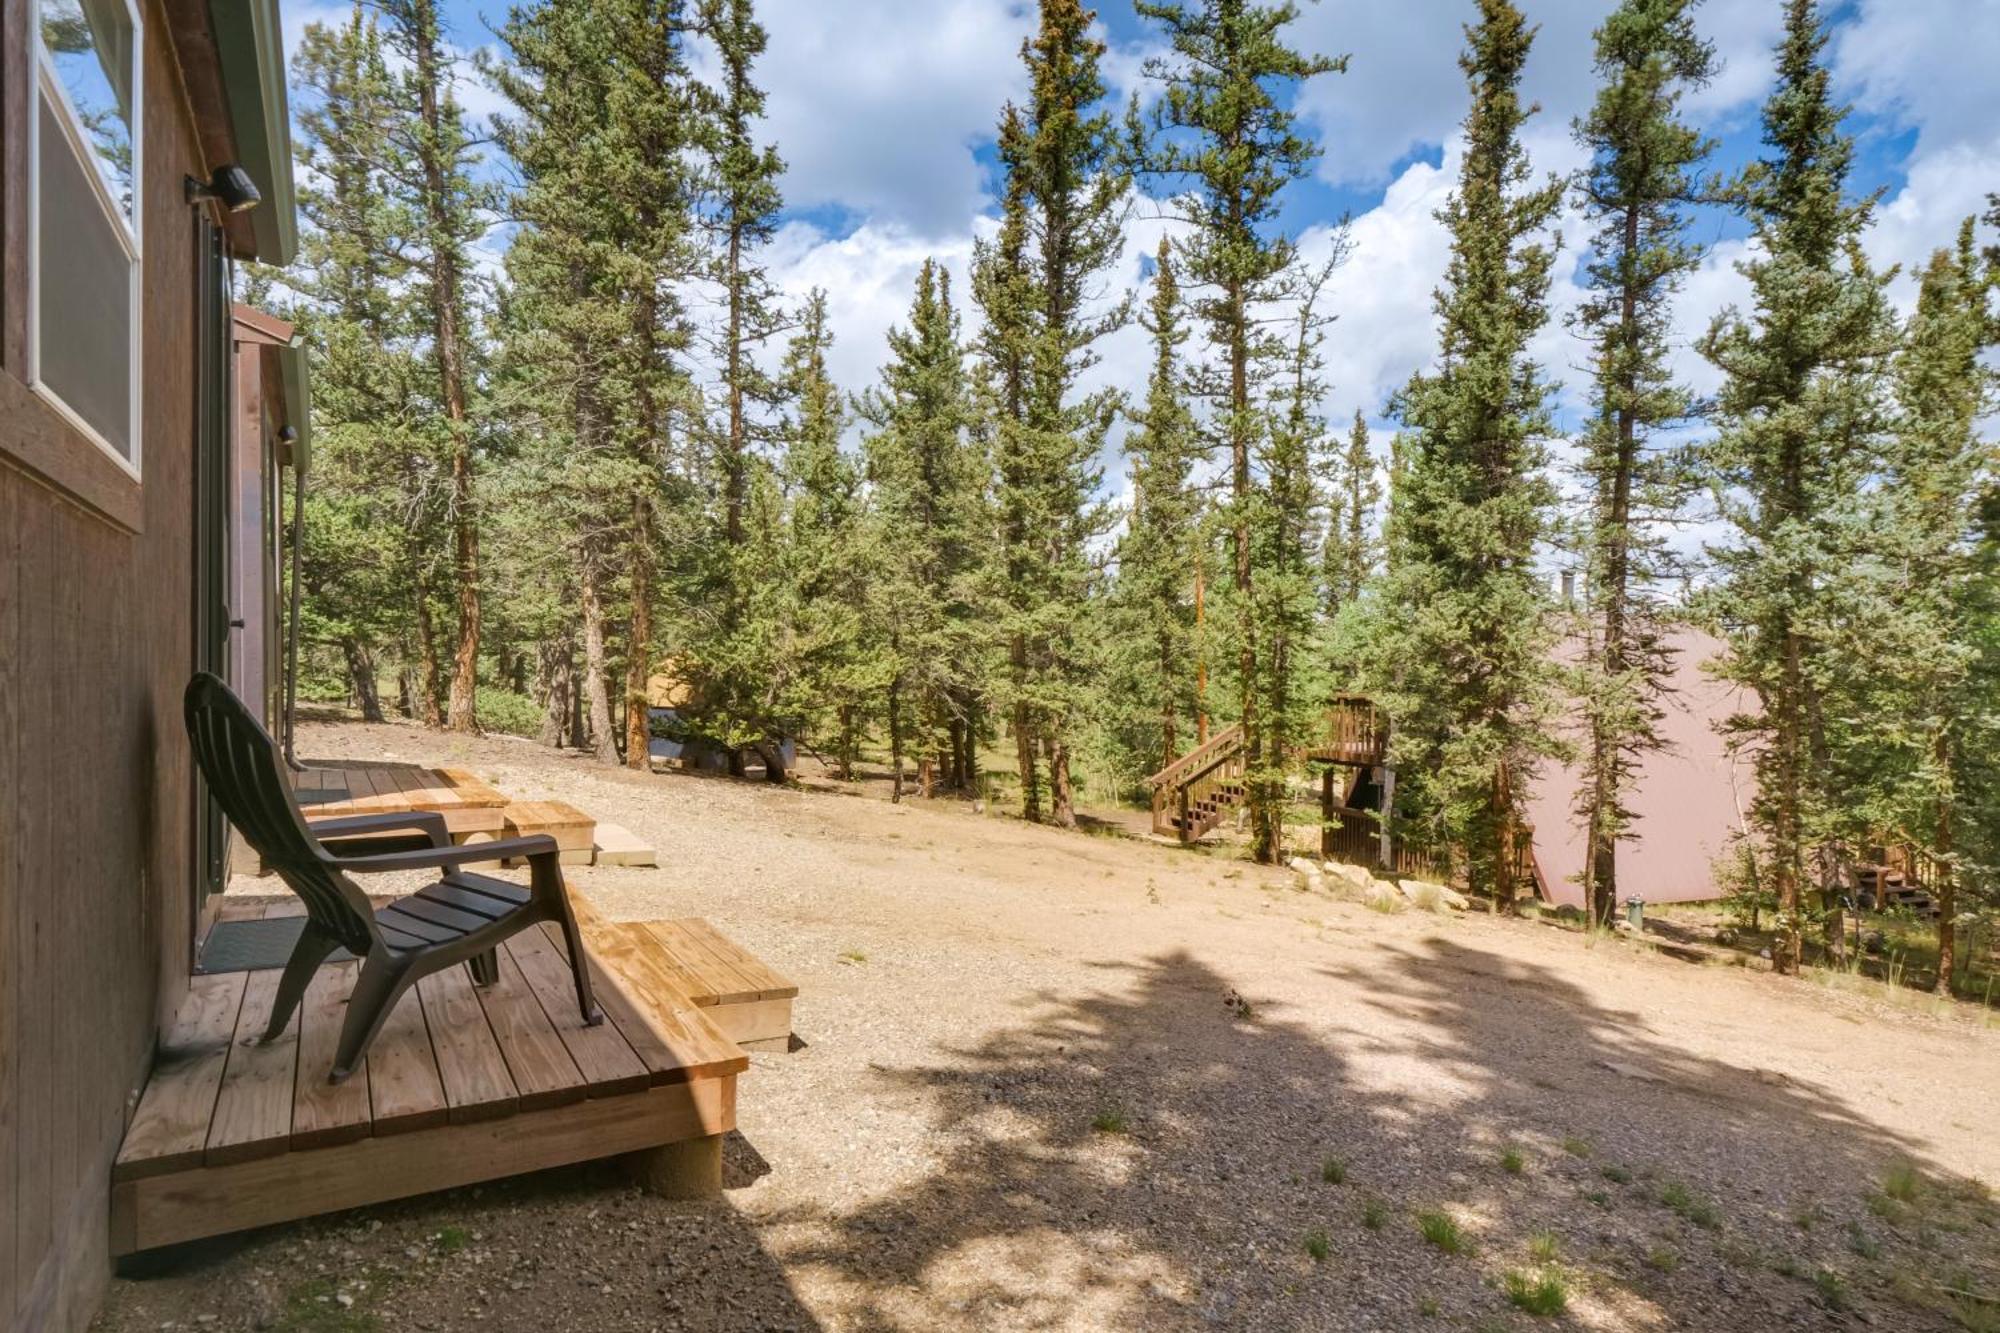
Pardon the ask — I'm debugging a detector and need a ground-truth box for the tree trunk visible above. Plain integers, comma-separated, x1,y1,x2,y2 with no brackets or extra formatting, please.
1935,733,1957,994
343,638,384,723
837,703,857,781
407,3,480,736
578,545,621,765
888,678,905,803
624,495,654,771
412,572,444,730
1048,736,1075,829
536,635,574,748
1013,637,1040,821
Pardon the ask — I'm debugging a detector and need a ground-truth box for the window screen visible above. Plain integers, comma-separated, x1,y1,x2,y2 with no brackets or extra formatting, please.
36,96,136,462
32,0,140,471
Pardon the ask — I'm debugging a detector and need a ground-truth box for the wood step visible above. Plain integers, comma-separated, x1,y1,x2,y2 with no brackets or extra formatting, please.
567,896,797,1050
591,821,657,867
502,800,596,866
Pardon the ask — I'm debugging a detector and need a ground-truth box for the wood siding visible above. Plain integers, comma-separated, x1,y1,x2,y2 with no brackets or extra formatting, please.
1,1,219,1323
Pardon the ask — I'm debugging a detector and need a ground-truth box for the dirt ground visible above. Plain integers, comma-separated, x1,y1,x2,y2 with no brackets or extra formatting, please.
96,719,2000,1332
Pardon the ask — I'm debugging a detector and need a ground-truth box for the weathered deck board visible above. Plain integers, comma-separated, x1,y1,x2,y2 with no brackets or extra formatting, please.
204,970,299,1166
545,921,748,1084
292,962,373,1149
417,968,519,1123
115,973,248,1179
506,930,650,1097
475,945,588,1111
646,921,765,1004
366,992,449,1135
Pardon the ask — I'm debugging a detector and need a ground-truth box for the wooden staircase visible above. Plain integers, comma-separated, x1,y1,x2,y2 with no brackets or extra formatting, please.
1147,725,1249,842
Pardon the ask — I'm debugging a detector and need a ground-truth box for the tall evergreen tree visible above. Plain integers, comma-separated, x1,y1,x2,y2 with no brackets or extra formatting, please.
290,9,429,723
976,0,1131,826
1846,222,1996,991
1323,409,1379,614
777,292,882,779
1696,0,1899,974
1134,0,1344,862
1252,258,1341,852
379,0,491,732
1359,0,1563,909
1112,238,1202,772
496,0,702,767
1568,0,1716,925
861,263,990,800
699,0,792,775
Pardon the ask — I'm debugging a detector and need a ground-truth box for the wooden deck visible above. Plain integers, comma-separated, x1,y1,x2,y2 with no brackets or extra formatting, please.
288,762,511,838
112,894,796,1255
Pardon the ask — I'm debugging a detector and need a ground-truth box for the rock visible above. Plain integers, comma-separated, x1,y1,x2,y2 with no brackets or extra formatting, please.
1403,879,1468,911
1288,857,1325,891
1321,861,1375,891
1363,882,1404,913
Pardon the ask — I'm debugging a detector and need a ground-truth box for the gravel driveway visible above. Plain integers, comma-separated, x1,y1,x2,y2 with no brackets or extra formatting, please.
96,720,2000,1332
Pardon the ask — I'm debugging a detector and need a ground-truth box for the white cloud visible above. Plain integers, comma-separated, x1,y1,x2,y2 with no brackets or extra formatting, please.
1291,0,1781,188
749,0,1036,238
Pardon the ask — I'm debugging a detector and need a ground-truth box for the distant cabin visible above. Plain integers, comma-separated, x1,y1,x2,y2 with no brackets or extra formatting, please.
1523,628,1754,908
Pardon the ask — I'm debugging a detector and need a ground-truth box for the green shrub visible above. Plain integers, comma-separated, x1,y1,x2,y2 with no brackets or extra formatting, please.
1321,1156,1348,1185
1304,1227,1331,1262
1092,1106,1129,1135
1361,1197,1388,1230
1500,1147,1526,1175
1528,1231,1559,1263
475,687,544,738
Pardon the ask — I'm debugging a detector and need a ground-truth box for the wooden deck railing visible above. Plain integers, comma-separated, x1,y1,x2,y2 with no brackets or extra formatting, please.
1145,724,1245,792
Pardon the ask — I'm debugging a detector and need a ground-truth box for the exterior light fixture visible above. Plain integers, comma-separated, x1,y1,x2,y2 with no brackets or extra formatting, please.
185,165,262,212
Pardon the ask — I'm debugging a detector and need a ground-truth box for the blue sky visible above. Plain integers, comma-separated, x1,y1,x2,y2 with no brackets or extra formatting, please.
281,0,2000,466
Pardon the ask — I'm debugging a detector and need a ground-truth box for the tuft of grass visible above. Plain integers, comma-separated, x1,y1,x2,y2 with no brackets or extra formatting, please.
432,1225,470,1255
1503,1268,1569,1316
1500,1146,1527,1176
837,949,868,965
1813,1267,1850,1311
1321,1155,1348,1185
1417,1209,1469,1255
1418,1295,1441,1317
1882,1161,1925,1203
1660,1180,1720,1229
1304,1227,1331,1262
1361,1197,1389,1231
1846,1221,1880,1259
1601,1164,1632,1185
1091,1106,1129,1135
1561,1135,1592,1159
1646,1245,1680,1273
1793,1204,1819,1231
1584,1189,1612,1208
1365,889,1406,914
1528,1231,1560,1263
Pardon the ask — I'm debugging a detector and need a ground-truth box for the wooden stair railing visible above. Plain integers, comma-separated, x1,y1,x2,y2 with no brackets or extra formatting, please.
1147,726,1248,842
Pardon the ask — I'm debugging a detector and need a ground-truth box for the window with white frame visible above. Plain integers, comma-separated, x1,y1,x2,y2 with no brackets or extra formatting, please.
30,0,143,476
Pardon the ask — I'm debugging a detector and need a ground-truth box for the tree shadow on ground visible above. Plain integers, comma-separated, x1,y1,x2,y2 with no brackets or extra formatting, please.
781,940,1994,1331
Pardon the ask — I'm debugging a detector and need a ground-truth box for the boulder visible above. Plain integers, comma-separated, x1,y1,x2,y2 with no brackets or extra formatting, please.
1363,882,1405,913
1288,857,1326,892
1402,879,1469,911
1321,861,1377,891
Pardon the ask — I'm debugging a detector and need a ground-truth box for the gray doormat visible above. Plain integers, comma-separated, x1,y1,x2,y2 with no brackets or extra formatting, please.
195,916,354,974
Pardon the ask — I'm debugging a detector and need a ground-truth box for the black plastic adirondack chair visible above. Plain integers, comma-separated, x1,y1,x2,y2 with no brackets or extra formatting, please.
185,672,601,1083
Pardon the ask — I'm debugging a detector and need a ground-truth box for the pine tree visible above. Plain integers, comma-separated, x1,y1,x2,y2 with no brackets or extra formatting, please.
1252,258,1342,852
378,0,491,733
1112,238,1203,773
495,0,702,767
699,0,791,775
1323,409,1380,613
1360,0,1563,909
1847,222,1996,991
778,292,881,779
291,8,439,724
860,262,990,801
1134,0,1344,862
975,0,1130,826
1697,0,1900,974
1569,0,1716,925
